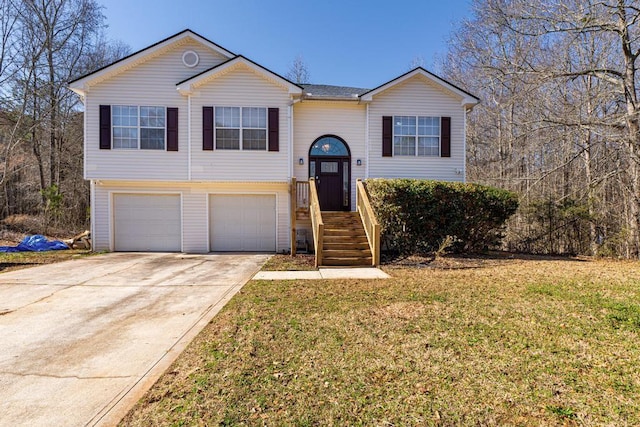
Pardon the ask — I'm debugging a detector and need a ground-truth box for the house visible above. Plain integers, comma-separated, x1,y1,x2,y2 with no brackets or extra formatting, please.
68,30,479,264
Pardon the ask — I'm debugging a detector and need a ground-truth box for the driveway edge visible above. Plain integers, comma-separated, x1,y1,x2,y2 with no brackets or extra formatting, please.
91,267,259,426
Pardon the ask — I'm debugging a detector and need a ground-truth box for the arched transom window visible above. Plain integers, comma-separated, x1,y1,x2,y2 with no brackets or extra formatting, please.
309,136,349,156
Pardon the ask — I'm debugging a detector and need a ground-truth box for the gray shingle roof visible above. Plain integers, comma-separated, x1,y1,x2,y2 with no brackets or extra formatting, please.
301,84,370,99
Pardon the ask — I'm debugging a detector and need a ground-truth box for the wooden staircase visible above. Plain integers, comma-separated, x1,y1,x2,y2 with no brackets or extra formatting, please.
321,211,373,266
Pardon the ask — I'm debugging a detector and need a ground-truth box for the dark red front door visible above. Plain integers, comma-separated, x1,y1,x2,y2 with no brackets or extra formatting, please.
311,157,349,211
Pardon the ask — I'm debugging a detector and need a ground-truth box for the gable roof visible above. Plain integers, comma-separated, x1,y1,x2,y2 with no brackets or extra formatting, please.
359,67,479,108
176,55,303,95
68,29,235,95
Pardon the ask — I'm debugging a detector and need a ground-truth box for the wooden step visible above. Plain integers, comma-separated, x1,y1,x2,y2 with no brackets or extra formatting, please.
324,220,365,226
322,211,359,216
322,256,373,266
323,235,369,244
324,225,364,236
317,211,373,267
322,249,372,258
324,242,370,250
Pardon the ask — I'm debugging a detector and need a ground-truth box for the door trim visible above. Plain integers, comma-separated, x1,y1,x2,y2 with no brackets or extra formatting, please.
308,135,351,211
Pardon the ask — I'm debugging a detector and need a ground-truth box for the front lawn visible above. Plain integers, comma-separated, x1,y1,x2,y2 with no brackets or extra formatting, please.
0,249,93,273
121,257,640,426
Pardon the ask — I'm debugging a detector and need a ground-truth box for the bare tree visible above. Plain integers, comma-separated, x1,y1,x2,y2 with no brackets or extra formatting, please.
285,54,310,84
408,55,425,70
0,0,129,230
442,0,640,257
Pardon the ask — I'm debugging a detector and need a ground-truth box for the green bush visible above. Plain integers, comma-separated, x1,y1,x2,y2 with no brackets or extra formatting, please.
365,179,519,255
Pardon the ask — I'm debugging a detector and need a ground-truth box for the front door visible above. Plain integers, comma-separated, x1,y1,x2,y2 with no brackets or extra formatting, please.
313,158,346,211
309,136,351,211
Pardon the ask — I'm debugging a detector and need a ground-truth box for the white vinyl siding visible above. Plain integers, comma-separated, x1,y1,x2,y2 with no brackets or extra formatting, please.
113,194,181,251
91,181,289,253
209,194,276,251
293,101,366,211
85,39,228,181
190,66,290,181
368,74,465,181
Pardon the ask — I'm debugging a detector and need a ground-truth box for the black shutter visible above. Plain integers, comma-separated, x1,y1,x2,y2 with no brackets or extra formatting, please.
441,117,451,157
166,107,178,151
99,105,111,149
268,108,279,151
203,106,213,150
382,116,392,157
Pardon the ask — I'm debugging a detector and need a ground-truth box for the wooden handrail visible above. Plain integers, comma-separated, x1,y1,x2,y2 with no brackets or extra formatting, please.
356,179,380,266
309,178,324,267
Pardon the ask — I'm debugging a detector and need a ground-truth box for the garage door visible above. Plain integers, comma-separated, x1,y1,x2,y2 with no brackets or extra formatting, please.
209,194,276,251
113,194,181,251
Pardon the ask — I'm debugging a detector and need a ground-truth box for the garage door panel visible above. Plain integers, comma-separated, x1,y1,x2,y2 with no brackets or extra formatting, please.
210,195,276,252
114,194,181,252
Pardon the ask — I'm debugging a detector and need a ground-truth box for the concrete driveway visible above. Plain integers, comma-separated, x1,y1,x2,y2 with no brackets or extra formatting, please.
0,252,269,427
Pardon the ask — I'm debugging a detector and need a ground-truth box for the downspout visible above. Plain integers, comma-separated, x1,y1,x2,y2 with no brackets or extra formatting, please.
90,179,96,250
365,103,370,179
288,98,301,179
82,91,87,180
463,107,467,183
288,102,293,179
188,94,192,180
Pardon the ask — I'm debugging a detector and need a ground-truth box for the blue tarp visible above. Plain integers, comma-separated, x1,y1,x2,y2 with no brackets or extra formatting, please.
0,235,69,253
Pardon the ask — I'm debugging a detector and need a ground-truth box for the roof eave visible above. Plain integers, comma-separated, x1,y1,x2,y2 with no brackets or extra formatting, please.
462,97,480,110
302,95,361,102
176,55,303,96
360,67,480,104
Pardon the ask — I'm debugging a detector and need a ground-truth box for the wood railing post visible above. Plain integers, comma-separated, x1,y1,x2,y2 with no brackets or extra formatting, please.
290,177,297,257
316,223,323,268
309,178,324,268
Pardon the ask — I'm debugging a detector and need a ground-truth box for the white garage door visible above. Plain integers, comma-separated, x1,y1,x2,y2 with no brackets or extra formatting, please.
113,194,181,251
209,194,276,251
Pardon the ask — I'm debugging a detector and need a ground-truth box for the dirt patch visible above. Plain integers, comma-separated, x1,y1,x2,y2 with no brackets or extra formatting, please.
261,254,316,271
384,250,587,269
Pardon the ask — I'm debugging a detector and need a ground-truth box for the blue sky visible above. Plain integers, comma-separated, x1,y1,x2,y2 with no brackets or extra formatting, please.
99,0,473,88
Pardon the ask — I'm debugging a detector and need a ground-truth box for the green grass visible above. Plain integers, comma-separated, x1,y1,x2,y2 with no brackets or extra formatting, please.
121,258,640,426
0,249,93,272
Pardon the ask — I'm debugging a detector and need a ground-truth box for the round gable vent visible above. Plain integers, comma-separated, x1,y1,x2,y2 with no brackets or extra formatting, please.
182,50,199,68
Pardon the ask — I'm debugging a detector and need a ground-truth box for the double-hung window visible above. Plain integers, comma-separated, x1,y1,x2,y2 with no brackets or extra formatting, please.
393,116,440,156
215,107,267,150
112,105,165,150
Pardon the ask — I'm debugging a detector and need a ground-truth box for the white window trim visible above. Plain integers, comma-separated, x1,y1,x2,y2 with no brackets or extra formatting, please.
112,105,166,150
214,106,268,151
392,115,440,157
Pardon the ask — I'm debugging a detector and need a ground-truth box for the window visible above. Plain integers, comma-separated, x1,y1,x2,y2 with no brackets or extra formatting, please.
393,116,440,156
140,107,165,149
215,107,267,150
112,105,165,150
215,107,240,149
112,106,138,149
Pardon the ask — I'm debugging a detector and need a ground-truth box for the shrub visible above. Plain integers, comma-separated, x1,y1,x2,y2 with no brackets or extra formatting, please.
365,179,518,255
